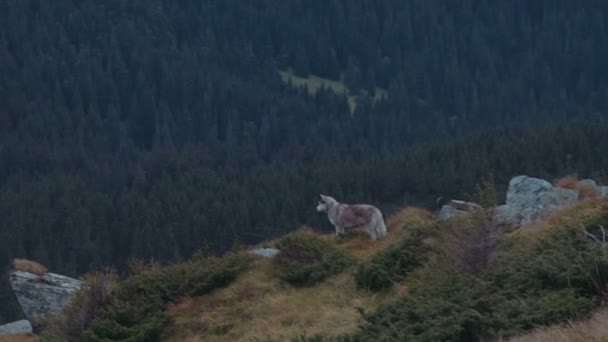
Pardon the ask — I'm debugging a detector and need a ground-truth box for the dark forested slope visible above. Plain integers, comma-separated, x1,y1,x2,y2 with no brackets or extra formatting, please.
2,0,608,323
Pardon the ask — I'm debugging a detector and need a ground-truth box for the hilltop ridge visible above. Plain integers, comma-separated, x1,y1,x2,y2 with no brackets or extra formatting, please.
3,175,608,341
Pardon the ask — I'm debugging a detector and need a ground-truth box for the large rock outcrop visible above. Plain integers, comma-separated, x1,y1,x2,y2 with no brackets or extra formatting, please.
10,270,82,322
437,175,603,226
495,175,579,226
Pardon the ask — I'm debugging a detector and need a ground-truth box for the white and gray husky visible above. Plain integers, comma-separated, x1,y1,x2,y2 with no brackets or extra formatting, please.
316,194,387,240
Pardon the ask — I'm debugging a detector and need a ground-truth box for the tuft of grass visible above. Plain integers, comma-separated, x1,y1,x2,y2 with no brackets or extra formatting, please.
505,307,608,342
579,183,601,200
386,207,433,232
13,258,48,275
554,174,601,200
554,174,580,190
272,229,351,287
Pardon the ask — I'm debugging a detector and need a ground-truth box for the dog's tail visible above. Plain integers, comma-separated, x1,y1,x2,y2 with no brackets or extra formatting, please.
370,208,387,240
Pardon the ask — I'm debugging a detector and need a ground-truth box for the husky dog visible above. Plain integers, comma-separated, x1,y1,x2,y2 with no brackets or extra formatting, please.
316,194,387,240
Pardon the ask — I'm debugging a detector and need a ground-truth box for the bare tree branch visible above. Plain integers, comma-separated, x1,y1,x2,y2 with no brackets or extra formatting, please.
583,225,608,248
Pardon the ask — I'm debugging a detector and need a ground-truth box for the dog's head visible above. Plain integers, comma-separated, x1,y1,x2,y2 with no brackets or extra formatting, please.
316,194,337,212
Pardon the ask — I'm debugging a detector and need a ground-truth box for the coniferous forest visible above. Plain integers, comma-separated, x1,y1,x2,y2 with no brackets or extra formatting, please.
2,0,608,322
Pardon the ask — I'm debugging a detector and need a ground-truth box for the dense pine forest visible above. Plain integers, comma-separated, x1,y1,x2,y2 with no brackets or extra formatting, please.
2,0,608,322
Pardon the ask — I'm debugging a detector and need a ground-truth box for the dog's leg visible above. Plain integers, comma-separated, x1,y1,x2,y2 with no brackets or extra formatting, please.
335,225,345,238
366,224,375,240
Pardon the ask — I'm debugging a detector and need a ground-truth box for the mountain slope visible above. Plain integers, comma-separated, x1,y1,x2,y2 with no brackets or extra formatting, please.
161,198,608,341
34,195,608,341
163,209,429,341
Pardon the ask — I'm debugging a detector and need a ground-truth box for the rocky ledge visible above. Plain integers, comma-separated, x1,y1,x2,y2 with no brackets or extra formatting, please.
0,319,33,336
10,270,82,322
437,175,608,226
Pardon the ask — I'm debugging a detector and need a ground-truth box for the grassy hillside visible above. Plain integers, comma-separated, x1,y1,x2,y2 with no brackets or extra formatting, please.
163,207,431,341
163,200,608,341
37,198,608,341
279,70,387,113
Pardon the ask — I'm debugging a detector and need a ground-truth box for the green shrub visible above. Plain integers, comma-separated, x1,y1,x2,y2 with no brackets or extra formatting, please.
487,222,608,297
348,206,608,341
355,271,595,341
81,251,251,341
272,230,351,286
83,302,170,342
39,268,118,342
492,288,596,336
354,223,436,291
355,273,502,342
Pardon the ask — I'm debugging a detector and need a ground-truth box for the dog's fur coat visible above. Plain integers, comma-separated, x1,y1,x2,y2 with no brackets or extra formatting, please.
316,194,387,240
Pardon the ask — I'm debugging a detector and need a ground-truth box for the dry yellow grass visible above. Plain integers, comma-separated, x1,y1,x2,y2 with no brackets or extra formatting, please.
579,182,601,200
0,333,39,342
387,207,433,232
163,206,429,342
506,307,608,342
554,174,580,190
165,261,370,342
13,258,48,275
554,174,601,200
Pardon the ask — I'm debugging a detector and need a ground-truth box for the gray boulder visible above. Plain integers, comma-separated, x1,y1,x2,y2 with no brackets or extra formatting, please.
435,175,606,227
447,200,482,212
436,200,482,220
579,179,598,188
579,179,608,198
496,175,579,226
0,320,32,336
10,270,82,322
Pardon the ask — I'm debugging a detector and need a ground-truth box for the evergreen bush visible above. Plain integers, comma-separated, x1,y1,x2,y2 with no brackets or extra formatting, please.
80,251,250,341
272,230,351,286
354,223,436,291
